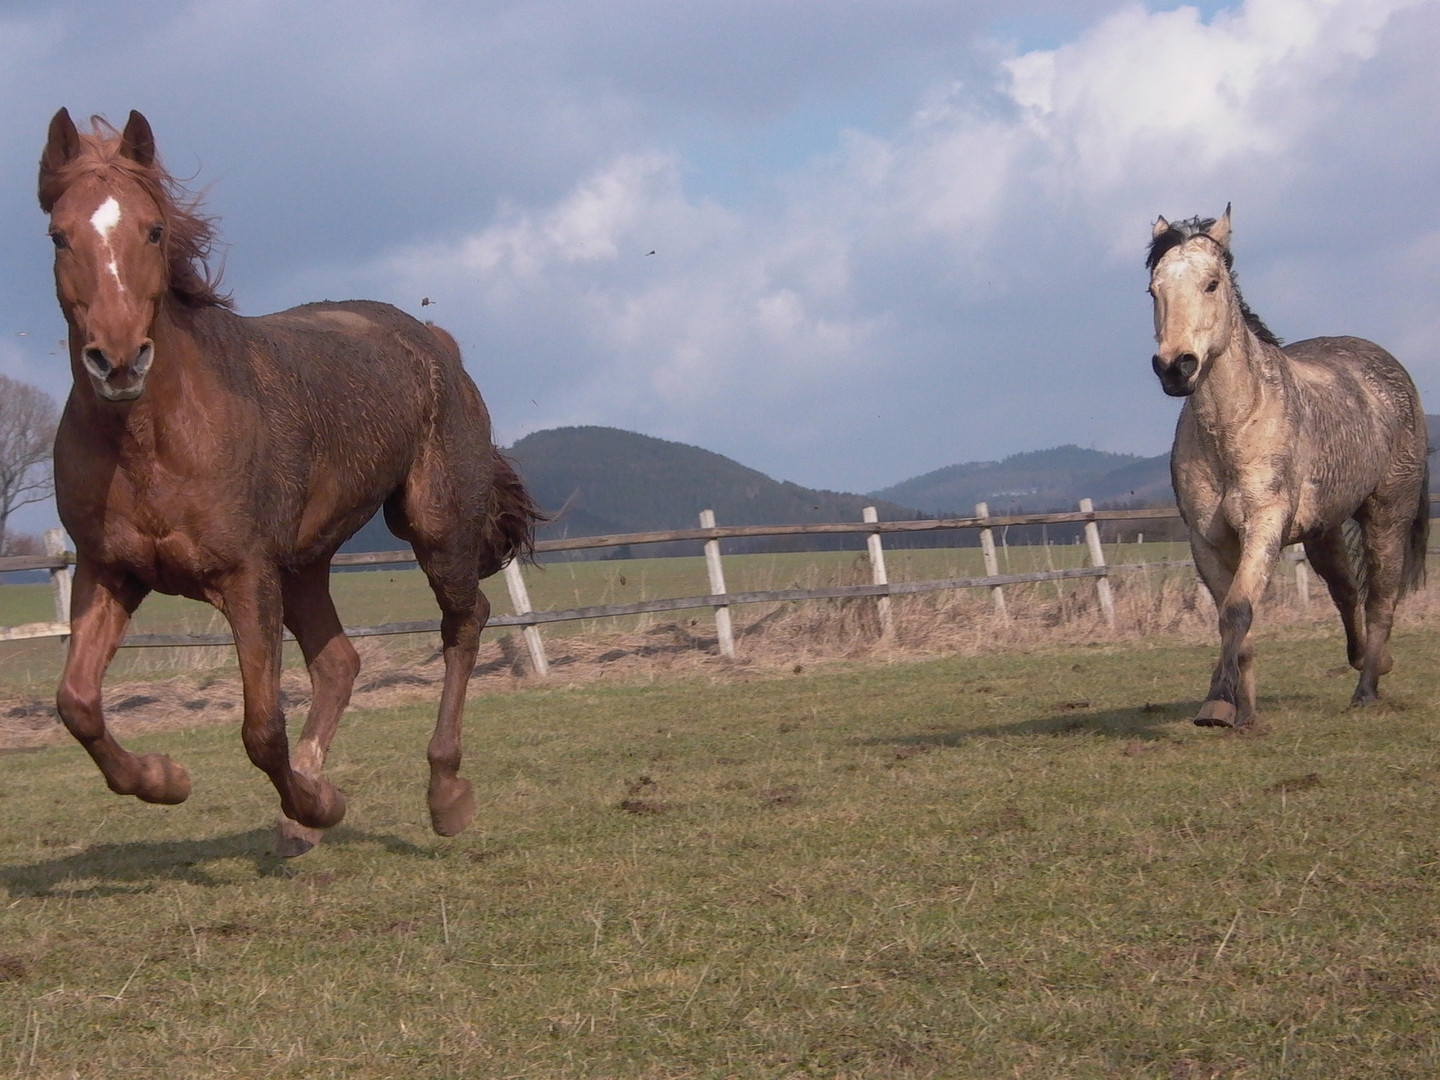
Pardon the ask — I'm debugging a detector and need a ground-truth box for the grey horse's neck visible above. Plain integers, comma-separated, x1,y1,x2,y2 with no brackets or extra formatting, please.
1188,311,1283,446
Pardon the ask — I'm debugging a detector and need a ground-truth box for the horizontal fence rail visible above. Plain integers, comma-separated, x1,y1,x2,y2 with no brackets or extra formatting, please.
0,503,1318,675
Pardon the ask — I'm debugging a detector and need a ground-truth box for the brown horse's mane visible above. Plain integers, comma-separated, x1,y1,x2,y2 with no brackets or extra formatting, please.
39,116,231,310
1146,215,1281,347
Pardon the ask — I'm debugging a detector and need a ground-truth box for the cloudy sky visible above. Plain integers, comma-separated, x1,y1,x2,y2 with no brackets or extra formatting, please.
3,0,1439,531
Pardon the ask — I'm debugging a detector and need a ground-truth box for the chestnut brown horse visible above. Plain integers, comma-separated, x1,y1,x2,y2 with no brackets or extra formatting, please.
39,108,541,855
1148,206,1429,728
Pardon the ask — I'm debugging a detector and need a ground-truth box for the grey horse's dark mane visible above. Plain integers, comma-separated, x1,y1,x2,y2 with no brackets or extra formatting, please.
1146,215,1282,347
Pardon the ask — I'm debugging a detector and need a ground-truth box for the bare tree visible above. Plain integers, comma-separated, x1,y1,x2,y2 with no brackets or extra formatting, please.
0,374,58,551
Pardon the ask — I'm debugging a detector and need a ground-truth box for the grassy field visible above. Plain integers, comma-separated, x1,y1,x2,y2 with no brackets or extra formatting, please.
3,617,1439,1078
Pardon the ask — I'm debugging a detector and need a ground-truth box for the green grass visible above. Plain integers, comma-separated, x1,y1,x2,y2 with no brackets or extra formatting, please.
3,625,1439,1078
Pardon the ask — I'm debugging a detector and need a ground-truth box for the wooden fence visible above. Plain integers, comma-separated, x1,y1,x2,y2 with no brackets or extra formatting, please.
0,501,1284,675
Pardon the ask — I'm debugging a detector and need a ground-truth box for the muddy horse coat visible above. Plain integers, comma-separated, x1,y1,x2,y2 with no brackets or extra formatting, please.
1148,206,1428,727
39,108,541,854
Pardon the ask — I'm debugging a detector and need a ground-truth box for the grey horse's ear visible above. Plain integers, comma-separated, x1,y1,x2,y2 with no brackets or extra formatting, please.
1152,215,1170,239
1207,204,1232,249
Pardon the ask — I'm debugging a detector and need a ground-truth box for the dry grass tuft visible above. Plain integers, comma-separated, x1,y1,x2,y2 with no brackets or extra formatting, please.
6,555,1440,751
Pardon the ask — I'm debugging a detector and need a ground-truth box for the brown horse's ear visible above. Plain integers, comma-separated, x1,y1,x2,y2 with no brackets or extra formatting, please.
39,107,81,212
119,110,157,168
1207,204,1232,249
1152,215,1171,239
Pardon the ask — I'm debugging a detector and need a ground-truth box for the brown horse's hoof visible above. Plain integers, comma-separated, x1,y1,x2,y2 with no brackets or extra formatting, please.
1194,700,1238,728
129,753,192,804
274,817,325,858
428,776,476,837
284,773,347,831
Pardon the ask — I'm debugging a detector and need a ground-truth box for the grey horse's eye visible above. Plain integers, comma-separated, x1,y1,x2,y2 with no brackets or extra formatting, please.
1205,279,1220,293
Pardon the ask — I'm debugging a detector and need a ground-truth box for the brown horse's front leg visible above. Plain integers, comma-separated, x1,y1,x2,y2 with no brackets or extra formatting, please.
224,568,346,832
273,564,361,856
57,561,191,803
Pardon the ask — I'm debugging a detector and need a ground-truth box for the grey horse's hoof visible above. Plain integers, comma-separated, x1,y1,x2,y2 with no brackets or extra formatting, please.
1194,699,1238,727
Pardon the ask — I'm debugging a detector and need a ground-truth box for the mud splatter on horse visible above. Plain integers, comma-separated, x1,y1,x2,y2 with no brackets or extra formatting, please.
39,108,541,853
1148,205,1428,728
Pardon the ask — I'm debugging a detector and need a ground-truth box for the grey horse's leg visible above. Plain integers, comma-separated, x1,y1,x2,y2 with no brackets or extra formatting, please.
1351,505,1411,705
1302,526,1366,671
1192,521,1280,728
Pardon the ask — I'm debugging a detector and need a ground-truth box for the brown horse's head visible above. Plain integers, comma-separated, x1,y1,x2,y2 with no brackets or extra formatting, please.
39,108,229,403
1145,205,1236,398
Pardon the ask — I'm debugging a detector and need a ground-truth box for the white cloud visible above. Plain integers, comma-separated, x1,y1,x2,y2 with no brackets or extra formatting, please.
8,0,1440,496
1003,0,1422,196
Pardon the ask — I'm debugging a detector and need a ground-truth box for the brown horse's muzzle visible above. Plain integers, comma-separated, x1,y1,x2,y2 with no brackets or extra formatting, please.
82,339,154,402
1152,352,1199,397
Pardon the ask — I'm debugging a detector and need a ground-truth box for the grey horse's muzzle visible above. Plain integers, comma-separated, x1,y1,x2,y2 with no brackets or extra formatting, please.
1153,353,1198,397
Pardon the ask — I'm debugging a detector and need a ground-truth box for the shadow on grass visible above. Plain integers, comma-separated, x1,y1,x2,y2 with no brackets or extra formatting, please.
869,697,1290,748
0,824,428,898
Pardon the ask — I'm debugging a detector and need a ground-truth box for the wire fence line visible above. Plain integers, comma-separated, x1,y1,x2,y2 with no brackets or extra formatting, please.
0,502,1276,675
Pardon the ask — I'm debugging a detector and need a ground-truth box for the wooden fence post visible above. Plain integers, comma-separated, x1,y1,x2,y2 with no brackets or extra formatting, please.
1079,499,1116,630
45,529,72,631
1289,546,1310,606
975,502,1008,622
501,559,550,677
862,507,893,638
700,509,736,658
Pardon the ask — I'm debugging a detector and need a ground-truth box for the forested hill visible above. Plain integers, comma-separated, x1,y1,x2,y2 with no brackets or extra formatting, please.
506,426,920,553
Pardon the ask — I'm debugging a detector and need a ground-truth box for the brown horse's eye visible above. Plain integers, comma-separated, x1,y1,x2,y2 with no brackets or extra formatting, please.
147,224,164,245
49,230,68,250
1205,279,1220,293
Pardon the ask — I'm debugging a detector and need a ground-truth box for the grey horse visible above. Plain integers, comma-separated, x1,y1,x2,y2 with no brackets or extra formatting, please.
1148,205,1428,727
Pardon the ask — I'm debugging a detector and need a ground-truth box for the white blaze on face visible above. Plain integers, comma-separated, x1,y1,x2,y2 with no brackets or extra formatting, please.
89,196,126,293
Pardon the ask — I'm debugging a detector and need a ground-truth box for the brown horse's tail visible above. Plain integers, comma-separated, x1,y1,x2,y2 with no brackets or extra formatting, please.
478,449,545,579
1402,456,1430,597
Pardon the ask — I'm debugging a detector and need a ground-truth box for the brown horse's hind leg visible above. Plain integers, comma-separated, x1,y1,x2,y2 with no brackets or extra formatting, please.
427,594,486,837
1302,527,1366,671
57,561,193,804
416,544,486,837
272,564,362,856
224,565,347,833
387,486,487,837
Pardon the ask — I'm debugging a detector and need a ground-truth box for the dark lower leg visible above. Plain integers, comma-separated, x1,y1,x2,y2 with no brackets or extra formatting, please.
1198,598,1254,727
427,602,485,836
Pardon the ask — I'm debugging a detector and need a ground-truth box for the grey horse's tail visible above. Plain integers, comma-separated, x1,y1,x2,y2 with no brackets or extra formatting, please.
1402,457,1430,597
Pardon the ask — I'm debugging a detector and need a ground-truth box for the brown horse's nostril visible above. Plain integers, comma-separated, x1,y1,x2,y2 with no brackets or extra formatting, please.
83,347,112,375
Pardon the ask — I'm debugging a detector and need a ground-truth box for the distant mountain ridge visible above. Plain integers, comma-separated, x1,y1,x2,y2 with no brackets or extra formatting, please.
867,444,1173,516
340,418,1440,557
